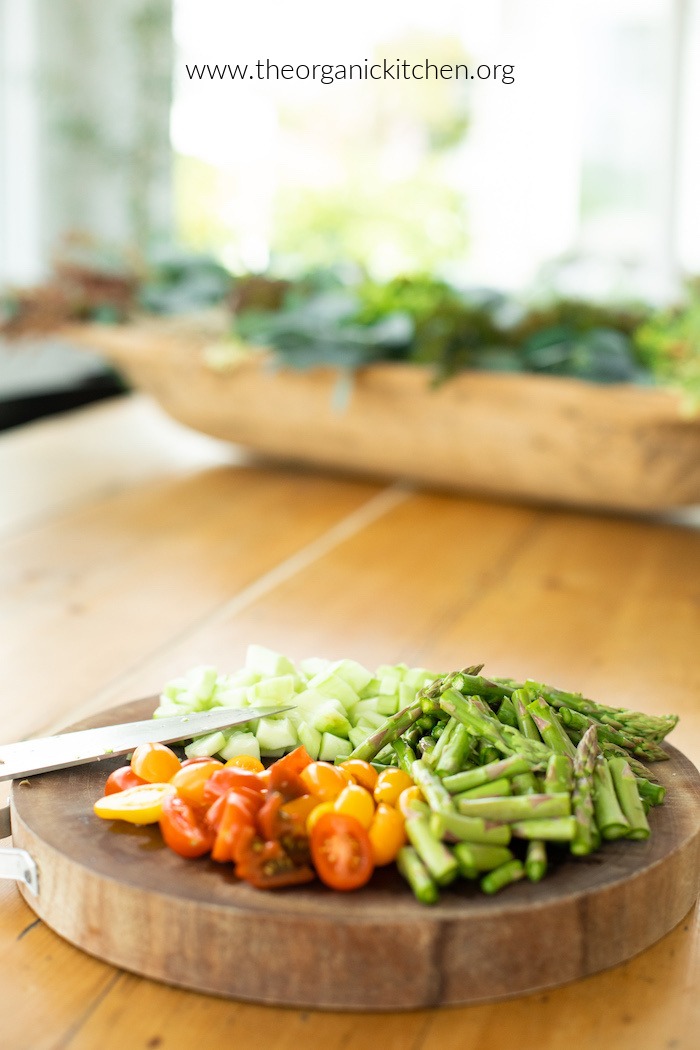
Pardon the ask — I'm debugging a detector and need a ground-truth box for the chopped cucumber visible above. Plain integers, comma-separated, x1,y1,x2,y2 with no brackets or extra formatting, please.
219,731,261,762
319,732,353,762
307,700,352,737
247,675,298,706
297,722,323,760
245,644,297,679
184,731,228,759
255,716,298,754
329,659,373,695
305,669,359,709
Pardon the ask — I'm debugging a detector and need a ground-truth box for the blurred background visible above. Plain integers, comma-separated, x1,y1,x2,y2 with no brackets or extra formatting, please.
1,0,699,426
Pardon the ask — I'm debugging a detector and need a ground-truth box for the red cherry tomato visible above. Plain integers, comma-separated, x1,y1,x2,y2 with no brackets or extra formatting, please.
159,794,215,858
104,766,147,795
310,812,374,891
202,767,265,806
211,791,257,863
234,826,315,889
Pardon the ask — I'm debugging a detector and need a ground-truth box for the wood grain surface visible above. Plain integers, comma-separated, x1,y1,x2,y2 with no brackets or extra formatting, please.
1,395,699,1048
10,698,700,1010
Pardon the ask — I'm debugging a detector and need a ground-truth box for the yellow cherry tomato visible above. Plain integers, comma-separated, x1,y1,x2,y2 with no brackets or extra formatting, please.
131,742,182,784
373,767,414,806
368,802,407,866
334,783,375,830
340,759,378,793
224,754,265,773
300,761,349,801
94,783,176,825
306,800,335,834
169,759,223,806
397,785,425,819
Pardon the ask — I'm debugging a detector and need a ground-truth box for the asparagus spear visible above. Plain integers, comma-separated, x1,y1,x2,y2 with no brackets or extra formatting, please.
592,755,630,840
424,716,457,768
396,846,439,905
430,810,512,845
496,696,519,729
347,701,423,762
480,859,526,894
434,722,472,777
608,757,651,839
405,815,459,884
454,842,514,878
442,754,532,794
512,817,577,841
457,777,512,800
527,696,578,760
525,840,548,881
511,771,541,795
570,725,599,856
636,777,666,808
411,758,455,813
392,738,417,776
544,753,574,794
455,793,571,822
512,688,541,741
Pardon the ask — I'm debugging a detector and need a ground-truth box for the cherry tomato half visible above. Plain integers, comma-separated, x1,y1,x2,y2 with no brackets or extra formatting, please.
130,742,182,784
309,812,374,891
234,826,315,889
202,767,265,806
224,754,265,773
169,759,224,806
159,794,215,858
299,761,348,802
104,766,147,795
94,783,176,825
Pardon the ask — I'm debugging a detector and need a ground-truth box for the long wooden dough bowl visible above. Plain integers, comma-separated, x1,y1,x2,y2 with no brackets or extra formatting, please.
65,322,700,513
10,698,700,1010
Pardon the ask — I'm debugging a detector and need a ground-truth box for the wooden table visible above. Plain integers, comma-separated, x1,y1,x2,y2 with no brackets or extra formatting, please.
1,394,699,1050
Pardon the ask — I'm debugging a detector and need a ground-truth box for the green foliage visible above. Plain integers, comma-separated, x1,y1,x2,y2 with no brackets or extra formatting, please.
634,281,700,411
232,273,652,387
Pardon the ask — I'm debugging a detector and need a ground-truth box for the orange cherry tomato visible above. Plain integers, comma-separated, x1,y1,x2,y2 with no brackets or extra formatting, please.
280,794,319,828
310,812,374,891
373,768,414,806
340,759,378,793
299,761,349,802
130,743,182,784
334,783,375,830
368,802,407,866
159,794,216,858
170,759,226,807
104,766,147,795
225,754,265,773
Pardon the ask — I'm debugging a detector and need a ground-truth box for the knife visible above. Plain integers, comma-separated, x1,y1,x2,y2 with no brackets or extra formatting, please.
0,705,291,782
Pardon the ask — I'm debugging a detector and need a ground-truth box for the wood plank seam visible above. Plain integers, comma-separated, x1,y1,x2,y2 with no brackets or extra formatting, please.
38,482,412,736
52,971,124,1050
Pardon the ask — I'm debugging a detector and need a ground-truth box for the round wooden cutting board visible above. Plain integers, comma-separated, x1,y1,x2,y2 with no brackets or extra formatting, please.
10,699,700,1011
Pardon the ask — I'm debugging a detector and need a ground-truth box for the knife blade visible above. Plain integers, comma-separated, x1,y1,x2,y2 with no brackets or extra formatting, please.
0,705,291,781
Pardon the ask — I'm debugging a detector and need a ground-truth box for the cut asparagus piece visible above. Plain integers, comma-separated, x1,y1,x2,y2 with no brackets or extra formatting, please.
442,754,532,794
592,755,630,840
480,859,526,894
454,842,514,877
455,793,571,822
608,757,651,839
405,815,459,885
430,810,512,846
396,846,439,905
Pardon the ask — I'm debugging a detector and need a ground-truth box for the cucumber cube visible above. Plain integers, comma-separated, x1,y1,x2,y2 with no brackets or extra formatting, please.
305,670,359,709
255,716,298,755
329,659,373,695
297,723,322,760
318,732,352,763
184,731,227,759
245,644,297,678
219,732,261,762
